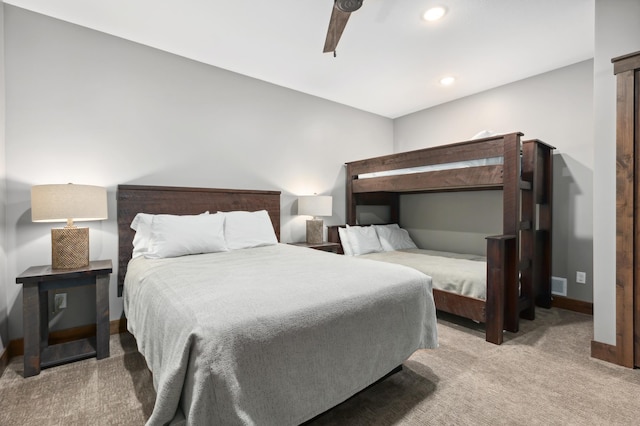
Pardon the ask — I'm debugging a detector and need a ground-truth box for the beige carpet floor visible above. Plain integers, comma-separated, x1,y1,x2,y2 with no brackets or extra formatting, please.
1,308,639,425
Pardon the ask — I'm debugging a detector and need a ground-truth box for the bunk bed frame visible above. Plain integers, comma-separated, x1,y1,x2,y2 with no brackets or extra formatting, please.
329,132,554,344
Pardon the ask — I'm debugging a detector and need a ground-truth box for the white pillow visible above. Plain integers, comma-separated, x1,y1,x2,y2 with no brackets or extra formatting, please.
220,210,278,250
131,211,210,258
145,213,227,259
346,225,383,255
131,213,154,259
374,224,418,251
471,129,497,140
338,227,354,256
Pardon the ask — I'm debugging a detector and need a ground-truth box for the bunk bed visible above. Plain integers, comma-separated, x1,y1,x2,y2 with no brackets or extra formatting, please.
328,132,554,344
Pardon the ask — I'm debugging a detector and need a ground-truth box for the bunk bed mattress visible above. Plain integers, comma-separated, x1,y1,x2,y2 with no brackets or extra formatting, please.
123,243,438,426
360,248,487,299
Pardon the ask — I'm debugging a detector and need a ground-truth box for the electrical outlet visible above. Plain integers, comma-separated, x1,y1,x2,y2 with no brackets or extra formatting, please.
54,293,67,311
576,271,586,284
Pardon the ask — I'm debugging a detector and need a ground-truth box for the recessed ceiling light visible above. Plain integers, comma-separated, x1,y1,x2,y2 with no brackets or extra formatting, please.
440,76,455,86
423,6,447,22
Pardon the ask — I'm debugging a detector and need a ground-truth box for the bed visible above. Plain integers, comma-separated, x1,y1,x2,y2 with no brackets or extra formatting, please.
364,248,489,299
329,224,514,345
331,132,554,345
117,184,438,425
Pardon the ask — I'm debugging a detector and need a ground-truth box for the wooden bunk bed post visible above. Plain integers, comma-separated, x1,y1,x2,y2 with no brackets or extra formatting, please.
521,140,555,319
501,132,521,235
485,235,516,345
501,133,523,332
346,163,357,225
534,140,554,309
520,141,535,321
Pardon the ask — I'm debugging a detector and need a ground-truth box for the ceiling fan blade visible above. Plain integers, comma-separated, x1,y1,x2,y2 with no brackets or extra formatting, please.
323,6,351,53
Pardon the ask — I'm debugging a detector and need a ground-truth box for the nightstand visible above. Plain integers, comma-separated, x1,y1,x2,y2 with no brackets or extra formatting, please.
15,259,112,377
288,242,341,253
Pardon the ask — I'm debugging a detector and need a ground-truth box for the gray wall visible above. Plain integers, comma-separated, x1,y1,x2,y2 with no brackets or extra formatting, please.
592,0,640,346
400,191,503,256
394,60,594,302
4,6,394,339
0,3,7,355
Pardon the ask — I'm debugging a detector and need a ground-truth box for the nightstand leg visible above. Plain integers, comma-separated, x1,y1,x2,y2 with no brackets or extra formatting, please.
95,274,110,359
39,290,48,349
22,284,41,377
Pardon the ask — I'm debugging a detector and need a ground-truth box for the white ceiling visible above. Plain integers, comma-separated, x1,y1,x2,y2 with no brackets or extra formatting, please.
5,0,594,118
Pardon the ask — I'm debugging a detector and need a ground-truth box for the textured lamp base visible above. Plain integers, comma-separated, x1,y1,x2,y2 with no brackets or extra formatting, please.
51,227,89,269
306,219,323,245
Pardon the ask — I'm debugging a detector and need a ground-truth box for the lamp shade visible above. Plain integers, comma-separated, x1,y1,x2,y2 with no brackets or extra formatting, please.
298,195,332,217
31,184,108,223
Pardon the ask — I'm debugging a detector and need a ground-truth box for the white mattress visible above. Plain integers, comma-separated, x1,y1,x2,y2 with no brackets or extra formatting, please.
357,156,503,179
360,248,487,300
124,243,438,425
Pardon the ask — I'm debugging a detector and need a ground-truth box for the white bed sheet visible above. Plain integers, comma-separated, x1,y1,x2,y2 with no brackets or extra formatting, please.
360,248,487,300
124,243,437,425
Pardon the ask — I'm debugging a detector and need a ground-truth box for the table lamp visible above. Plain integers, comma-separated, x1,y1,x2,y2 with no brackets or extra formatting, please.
31,183,108,269
298,195,332,244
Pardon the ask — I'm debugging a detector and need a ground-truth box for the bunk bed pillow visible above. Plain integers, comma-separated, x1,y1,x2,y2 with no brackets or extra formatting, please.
374,225,418,251
338,227,354,256
471,129,497,140
346,225,384,255
145,212,227,259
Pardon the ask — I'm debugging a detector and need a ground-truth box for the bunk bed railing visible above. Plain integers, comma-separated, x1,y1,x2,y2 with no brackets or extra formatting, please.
351,164,504,193
346,132,523,228
346,133,520,177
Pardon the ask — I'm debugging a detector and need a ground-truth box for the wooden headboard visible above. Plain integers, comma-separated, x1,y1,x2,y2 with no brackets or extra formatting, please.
117,185,281,296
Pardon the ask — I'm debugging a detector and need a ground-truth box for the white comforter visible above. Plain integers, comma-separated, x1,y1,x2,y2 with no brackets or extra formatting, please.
124,243,438,425
360,249,487,299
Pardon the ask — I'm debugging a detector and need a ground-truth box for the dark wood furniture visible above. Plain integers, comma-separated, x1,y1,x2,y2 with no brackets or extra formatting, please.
15,259,112,377
117,185,281,296
331,132,554,344
595,50,640,367
288,241,341,253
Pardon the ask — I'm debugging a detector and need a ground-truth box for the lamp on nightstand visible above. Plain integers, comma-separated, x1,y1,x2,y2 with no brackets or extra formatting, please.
31,183,108,270
298,195,332,244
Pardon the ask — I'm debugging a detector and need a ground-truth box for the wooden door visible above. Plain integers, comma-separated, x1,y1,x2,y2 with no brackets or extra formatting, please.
612,51,640,368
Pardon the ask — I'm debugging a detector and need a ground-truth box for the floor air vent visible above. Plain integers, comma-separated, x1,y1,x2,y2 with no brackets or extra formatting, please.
551,276,567,297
